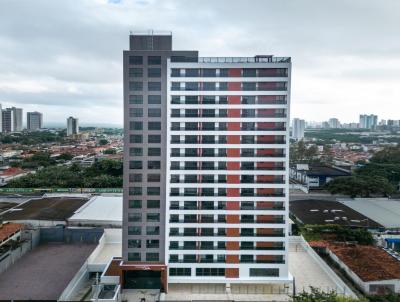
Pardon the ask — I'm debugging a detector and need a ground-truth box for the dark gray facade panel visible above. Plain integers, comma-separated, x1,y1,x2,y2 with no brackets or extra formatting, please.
122,35,198,263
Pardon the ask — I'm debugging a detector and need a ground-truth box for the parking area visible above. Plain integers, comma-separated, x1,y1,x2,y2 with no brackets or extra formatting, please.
0,242,96,300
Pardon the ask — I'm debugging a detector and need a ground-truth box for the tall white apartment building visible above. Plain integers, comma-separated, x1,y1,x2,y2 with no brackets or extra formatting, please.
292,118,305,140
119,33,291,292
359,114,378,129
67,116,79,136
10,107,23,132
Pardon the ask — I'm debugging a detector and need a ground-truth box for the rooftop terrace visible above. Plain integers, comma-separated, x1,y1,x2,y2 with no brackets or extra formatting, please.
171,56,291,63
0,242,96,300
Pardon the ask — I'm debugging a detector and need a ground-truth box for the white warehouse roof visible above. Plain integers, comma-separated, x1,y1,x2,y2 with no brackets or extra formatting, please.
68,195,122,227
338,198,400,229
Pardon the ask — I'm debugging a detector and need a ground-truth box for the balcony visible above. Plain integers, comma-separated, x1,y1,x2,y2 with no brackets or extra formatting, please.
240,246,285,251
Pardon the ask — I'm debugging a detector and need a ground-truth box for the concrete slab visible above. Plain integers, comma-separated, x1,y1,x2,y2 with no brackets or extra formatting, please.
0,242,96,300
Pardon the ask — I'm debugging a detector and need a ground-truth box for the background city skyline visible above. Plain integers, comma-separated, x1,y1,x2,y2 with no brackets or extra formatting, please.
0,0,399,125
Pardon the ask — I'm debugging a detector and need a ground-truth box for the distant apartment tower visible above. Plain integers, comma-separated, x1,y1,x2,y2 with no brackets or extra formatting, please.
292,118,305,140
10,107,23,132
328,118,340,128
121,32,291,292
0,103,2,133
67,116,79,136
27,112,43,131
1,108,14,133
359,114,378,129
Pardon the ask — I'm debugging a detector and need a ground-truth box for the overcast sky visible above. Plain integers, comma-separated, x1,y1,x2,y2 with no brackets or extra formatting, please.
0,0,399,127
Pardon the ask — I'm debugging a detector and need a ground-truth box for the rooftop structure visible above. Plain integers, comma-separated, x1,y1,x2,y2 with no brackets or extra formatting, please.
290,199,382,228
311,241,400,294
1,196,89,223
68,195,122,227
0,242,96,300
0,222,24,245
338,198,400,229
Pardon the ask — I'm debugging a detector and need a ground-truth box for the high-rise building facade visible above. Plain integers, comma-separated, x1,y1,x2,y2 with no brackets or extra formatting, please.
0,104,2,133
10,107,23,132
122,32,291,292
292,118,305,140
67,116,79,136
328,118,340,128
1,108,14,133
359,114,378,129
27,111,43,131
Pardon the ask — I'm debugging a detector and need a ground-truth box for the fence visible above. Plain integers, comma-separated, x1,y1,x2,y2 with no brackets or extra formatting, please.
0,188,123,193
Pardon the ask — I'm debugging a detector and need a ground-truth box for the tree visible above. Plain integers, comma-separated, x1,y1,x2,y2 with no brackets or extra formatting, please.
290,140,320,164
292,287,364,302
326,176,395,198
103,148,116,154
98,139,109,146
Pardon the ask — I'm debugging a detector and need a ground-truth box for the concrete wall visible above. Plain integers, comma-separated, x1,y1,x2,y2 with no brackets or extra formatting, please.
40,227,104,244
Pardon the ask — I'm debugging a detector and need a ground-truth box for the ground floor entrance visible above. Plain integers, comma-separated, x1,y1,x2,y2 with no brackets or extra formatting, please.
124,270,162,289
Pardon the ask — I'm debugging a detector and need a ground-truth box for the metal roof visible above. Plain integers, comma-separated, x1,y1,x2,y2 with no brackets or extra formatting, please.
68,195,122,226
339,198,400,229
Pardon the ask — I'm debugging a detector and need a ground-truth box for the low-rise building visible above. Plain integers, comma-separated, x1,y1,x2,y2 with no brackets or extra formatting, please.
290,164,350,189
311,241,400,295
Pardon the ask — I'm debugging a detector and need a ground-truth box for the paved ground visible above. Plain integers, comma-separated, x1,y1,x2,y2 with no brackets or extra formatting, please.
0,242,96,300
289,242,339,294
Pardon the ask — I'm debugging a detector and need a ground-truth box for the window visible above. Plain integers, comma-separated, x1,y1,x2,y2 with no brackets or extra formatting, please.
148,56,161,65
243,68,257,77
148,82,161,91
147,174,160,182
128,239,141,248
148,108,161,117
129,56,143,65
202,69,216,77
129,81,143,91
249,268,279,277
129,95,143,104
148,148,161,156
146,226,159,235
147,213,160,222
129,187,142,196
130,121,143,130
185,82,198,91
146,239,159,248
129,161,142,169
129,200,142,208
130,147,143,156
128,226,141,235
130,134,143,143
148,121,161,130
147,200,160,209
169,268,191,276
171,68,180,77
146,253,159,262
196,268,225,276
148,135,161,143
128,252,141,261
185,69,199,77
147,187,160,195
129,68,143,77
148,68,161,77
129,173,142,182
148,95,161,104
128,213,141,222
129,108,143,117
148,161,161,169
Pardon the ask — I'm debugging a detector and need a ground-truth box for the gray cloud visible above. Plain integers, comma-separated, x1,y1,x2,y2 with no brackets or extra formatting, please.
0,0,399,125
